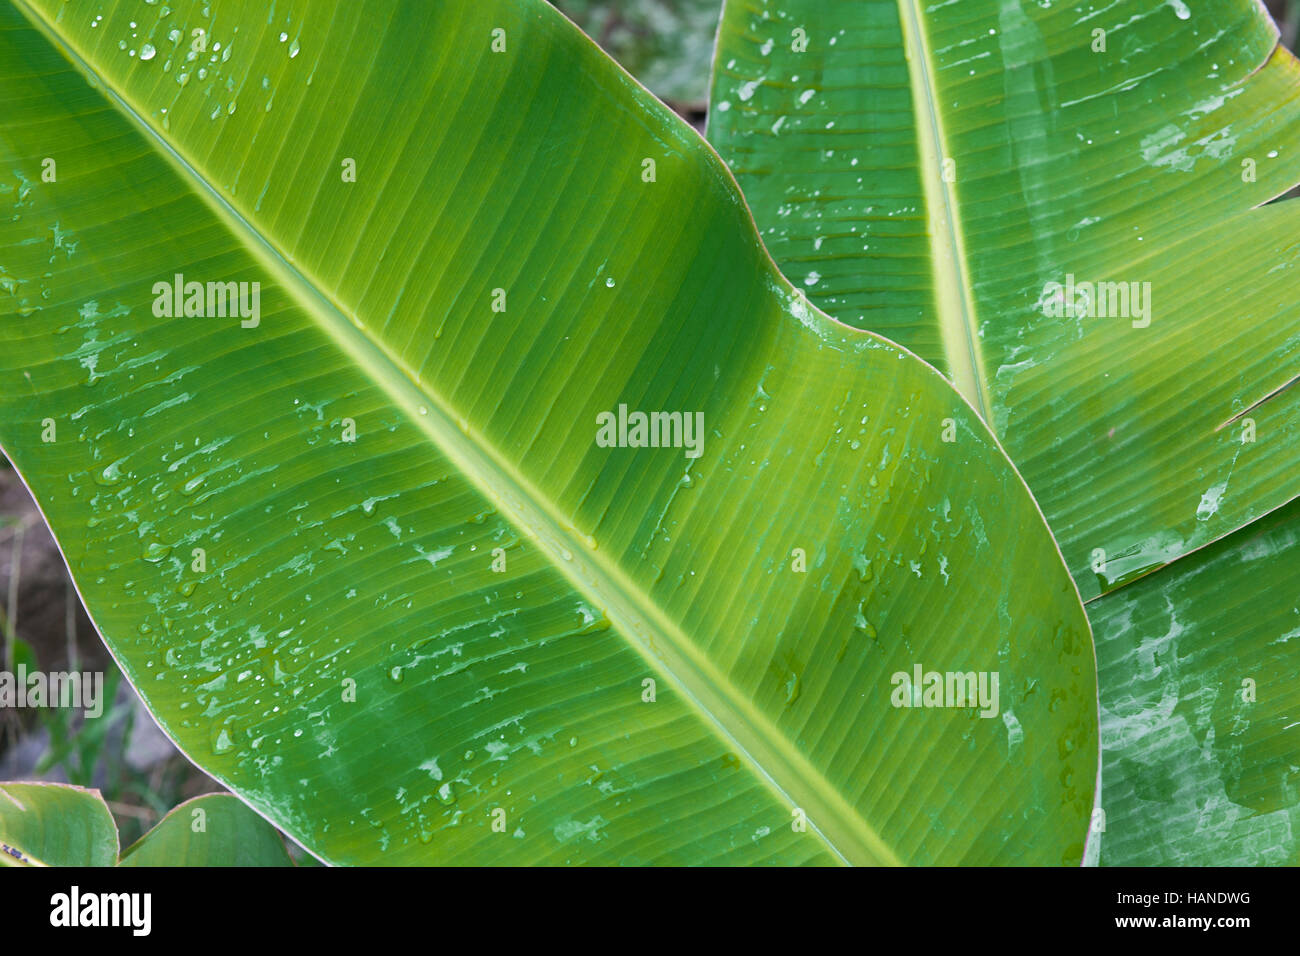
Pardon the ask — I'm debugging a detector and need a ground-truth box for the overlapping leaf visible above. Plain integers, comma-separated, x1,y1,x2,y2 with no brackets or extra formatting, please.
0,781,117,865
0,784,291,865
1092,498,1300,865
709,0,1300,597
120,793,292,866
709,0,1300,865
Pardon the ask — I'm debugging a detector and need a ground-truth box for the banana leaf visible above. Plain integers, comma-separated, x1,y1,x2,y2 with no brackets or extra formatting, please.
1093,498,1300,865
0,781,118,865
1,0,1095,864
708,0,1300,598
0,783,292,865
708,0,1300,864
119,793,293,866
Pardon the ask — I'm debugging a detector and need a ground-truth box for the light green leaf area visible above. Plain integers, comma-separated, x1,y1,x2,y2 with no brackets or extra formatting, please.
551,0,721,106
1093,497,1300,865
0,782,118,866
0,0,1094,864
708,0,1300,599
120,793,293,866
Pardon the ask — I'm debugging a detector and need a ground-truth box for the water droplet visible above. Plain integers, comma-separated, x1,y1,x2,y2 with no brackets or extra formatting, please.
784,671,801,704
140,43,156,61
142,540,172,563
96,460,126,485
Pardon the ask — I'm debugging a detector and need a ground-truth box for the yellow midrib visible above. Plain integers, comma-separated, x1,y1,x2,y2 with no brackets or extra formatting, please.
897,0,993,422
16,0,903,866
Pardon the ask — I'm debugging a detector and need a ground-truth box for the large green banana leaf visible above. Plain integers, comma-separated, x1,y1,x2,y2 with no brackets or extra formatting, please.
708,0,1300,598
708,0,1300,865
1092,498,1300,865
0,0,1095,864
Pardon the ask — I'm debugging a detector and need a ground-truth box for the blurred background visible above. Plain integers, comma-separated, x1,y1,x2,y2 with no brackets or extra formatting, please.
3,0,1297,849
